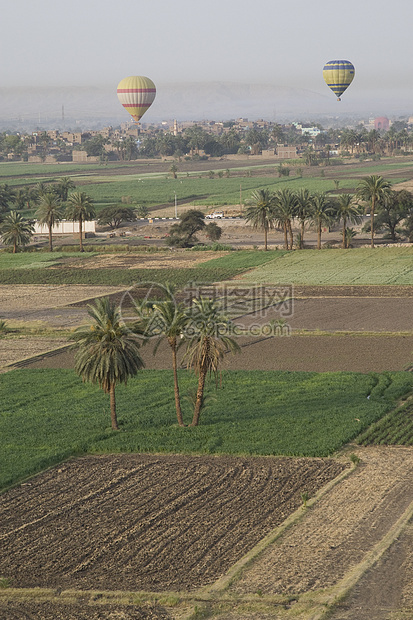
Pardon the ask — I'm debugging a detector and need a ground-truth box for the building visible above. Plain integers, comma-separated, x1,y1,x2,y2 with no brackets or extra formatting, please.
374,117,390,131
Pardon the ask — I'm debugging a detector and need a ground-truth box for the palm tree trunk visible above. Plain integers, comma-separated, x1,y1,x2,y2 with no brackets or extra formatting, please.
264,227,268,251
171,341,185,426
288,220,293,250
79,217,83,252
48,224,53,252
191,370,207,427
13,240,17,254
109,383,119,430
317,222,322,250
342,216,347,249
283,223,288,250
371,199,375,248
300,220,305,249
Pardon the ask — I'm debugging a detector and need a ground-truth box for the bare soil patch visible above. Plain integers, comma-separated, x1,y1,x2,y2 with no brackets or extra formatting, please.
223,334,413,373
330,523,413,619
0,285,125,313
0,454,345,593
59,250,228,270
290,284,413,298
0,600,172,620
239,296,413,332
231,446,413,596
20,333,413,373
0,338,68,369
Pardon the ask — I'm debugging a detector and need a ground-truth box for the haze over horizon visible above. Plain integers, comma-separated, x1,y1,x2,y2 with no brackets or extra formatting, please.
1,0,412,128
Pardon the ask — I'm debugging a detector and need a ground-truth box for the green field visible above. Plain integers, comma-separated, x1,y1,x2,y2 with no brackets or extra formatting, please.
0,265,244,286
239,247,413,285
2,157,413,218
78,175,358,210
0,161,139,179
1,368,412,490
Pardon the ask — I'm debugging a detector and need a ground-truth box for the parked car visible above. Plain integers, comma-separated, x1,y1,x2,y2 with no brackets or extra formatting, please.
206,211,224,219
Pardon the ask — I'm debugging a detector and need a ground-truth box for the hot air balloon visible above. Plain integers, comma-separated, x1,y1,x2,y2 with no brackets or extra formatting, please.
323,60,355,101
117,76,156,123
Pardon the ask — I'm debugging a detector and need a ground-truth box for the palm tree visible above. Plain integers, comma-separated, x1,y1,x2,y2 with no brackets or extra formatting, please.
185,297,240,427
311,193,335,250
333,194,363,248
144,288,189,427
0,183,16,213
35,192,64,251
295,189,314,249
25,187,40,210
244,189,276,250
273,188,298,250
34,181,50,198
71,297,145,430
66,191,96,252
13,188,28,210
0,211,34,253
56,177,76,202
356,175,392,248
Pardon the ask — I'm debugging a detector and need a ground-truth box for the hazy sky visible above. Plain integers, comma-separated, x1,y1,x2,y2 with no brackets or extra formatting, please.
2,0,413,117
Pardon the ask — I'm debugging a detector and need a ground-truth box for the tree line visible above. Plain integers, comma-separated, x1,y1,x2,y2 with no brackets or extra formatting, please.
3,120,413,162
0,176,149,253
0,177,95,252
245,175,413,249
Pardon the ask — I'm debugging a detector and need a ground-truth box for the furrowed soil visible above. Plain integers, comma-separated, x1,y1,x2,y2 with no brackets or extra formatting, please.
0,454,345,592
0,600,172,620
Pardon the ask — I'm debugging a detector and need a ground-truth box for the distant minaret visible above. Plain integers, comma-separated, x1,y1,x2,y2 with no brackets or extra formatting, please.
173,119,178,136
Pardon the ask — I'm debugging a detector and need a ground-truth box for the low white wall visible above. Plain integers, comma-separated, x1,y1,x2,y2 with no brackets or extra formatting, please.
33,220,96,234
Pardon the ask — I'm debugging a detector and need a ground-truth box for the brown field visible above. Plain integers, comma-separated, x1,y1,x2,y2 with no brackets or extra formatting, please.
0,455,345,593
17,333,413,374
2,280,412,398
3,283,412,372
0,448,412,619
58,250,229,270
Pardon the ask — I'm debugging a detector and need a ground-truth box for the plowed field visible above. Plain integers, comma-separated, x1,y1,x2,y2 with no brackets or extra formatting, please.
0,454,345,593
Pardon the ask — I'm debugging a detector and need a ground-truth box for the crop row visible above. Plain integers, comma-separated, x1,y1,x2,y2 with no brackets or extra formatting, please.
357,399,413,446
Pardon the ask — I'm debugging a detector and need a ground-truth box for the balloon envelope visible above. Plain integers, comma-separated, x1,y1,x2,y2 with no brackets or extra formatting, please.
117,76,156,122
323,60,355,100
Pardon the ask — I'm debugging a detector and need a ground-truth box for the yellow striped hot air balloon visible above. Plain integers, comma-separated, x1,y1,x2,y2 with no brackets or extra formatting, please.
323,60,355,101
117,76,156,123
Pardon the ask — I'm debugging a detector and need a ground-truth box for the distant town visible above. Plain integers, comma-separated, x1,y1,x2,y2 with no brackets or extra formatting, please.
1,115,413,165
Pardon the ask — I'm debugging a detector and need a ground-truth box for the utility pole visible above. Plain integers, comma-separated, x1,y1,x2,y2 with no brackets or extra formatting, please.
174,191,177,218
